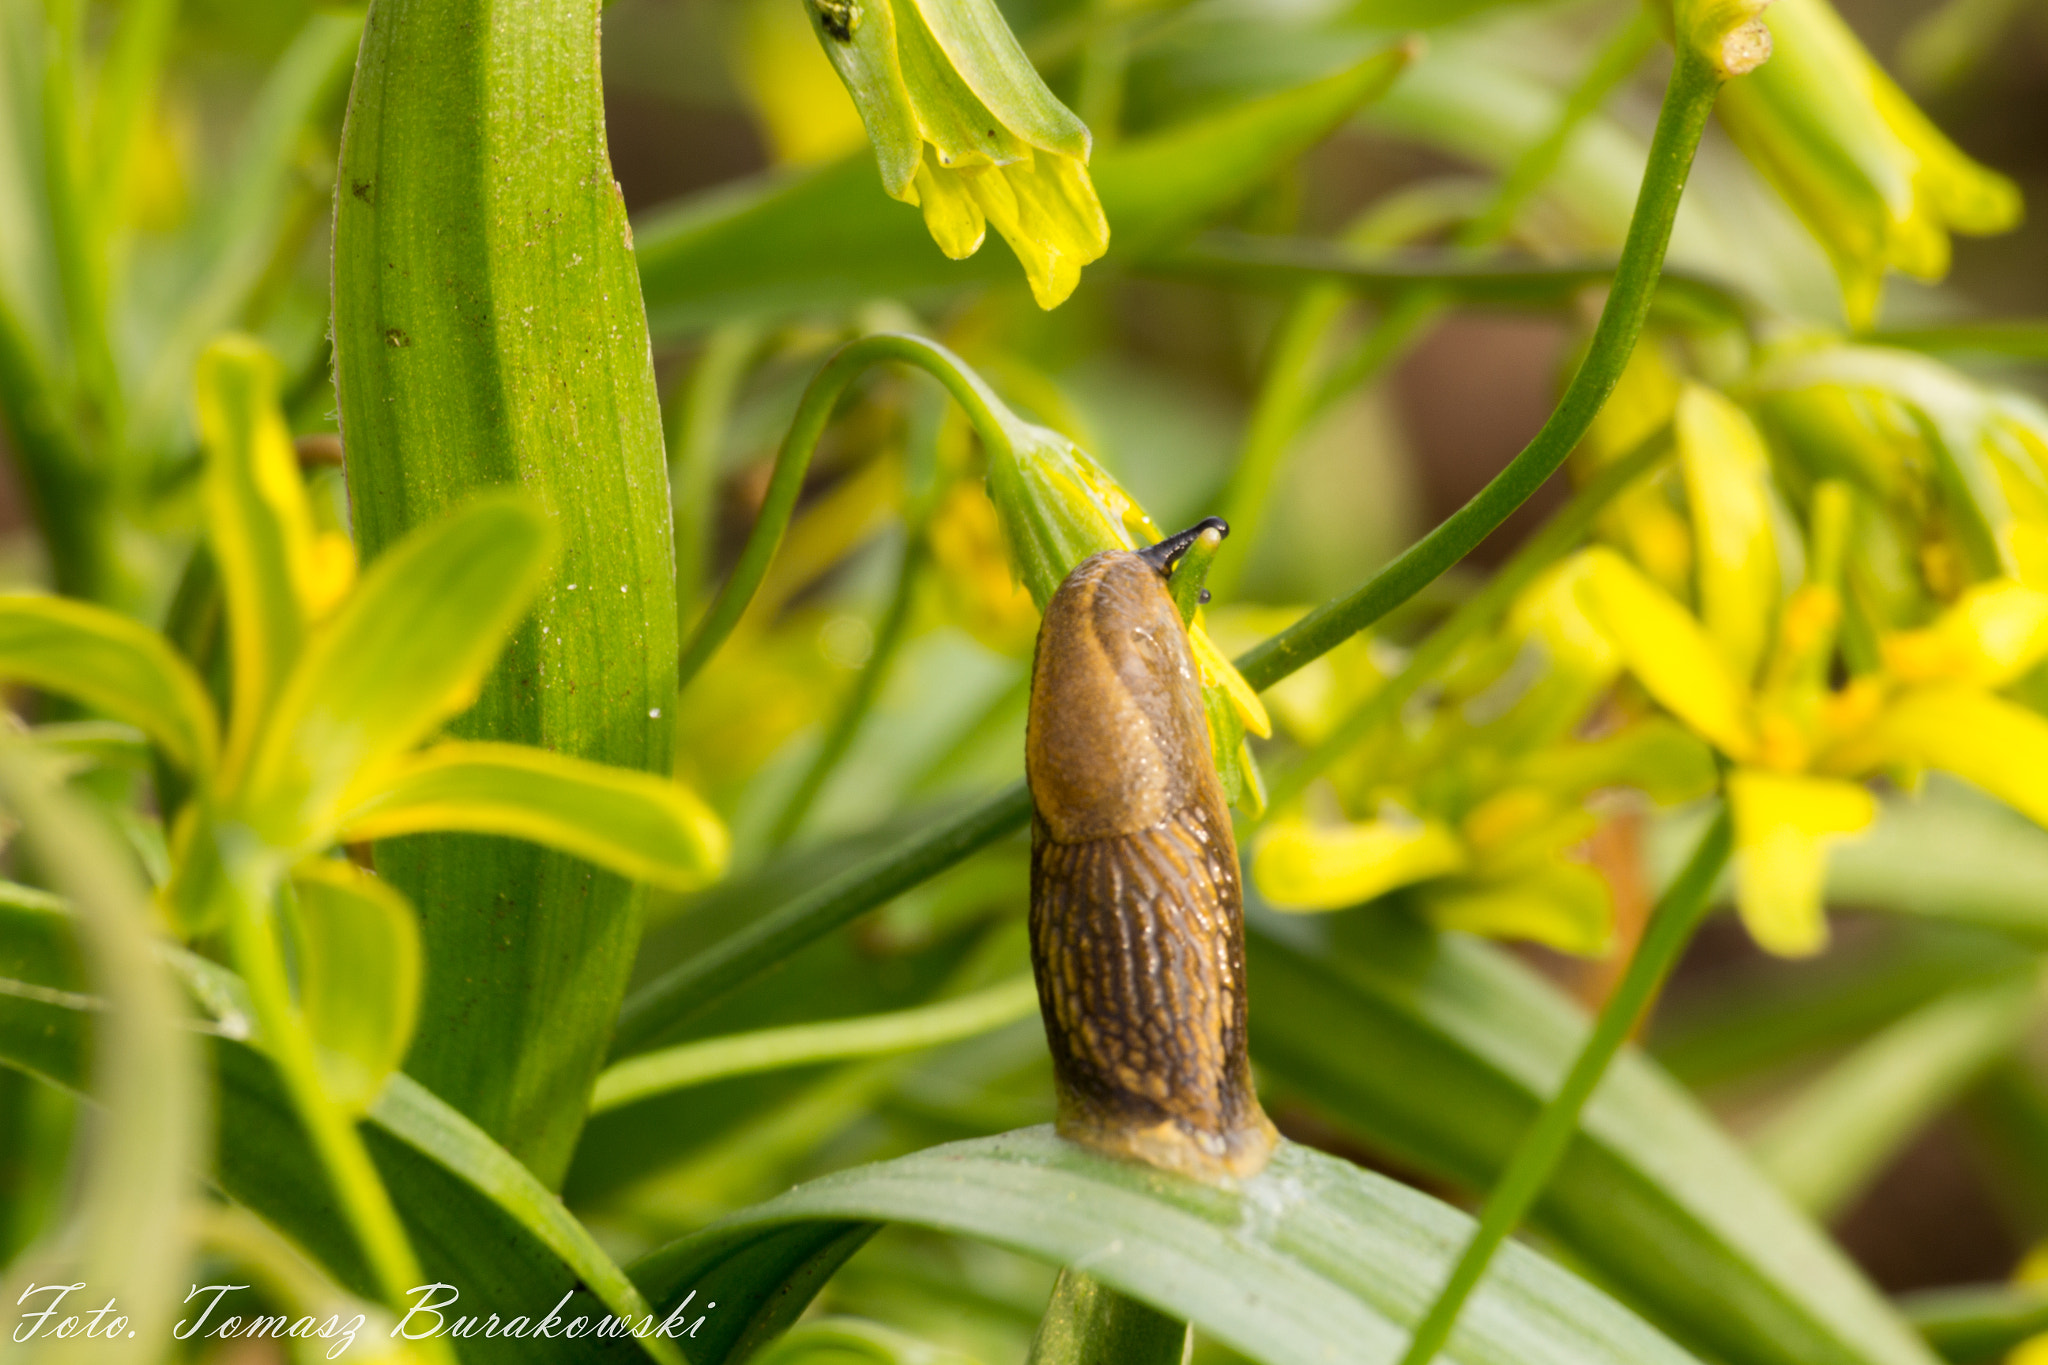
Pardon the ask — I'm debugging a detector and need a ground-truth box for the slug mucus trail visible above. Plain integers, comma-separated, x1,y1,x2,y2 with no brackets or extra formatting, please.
1024,519,1278,1181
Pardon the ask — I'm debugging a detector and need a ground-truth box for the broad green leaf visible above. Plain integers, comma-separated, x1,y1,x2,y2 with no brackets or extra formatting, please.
336,741,729,893
632,45,1414,336
1749,963,2048,1218
291,860,423,1114
197,335,352,782
1576,547,1759,760
1676,384,1779,684
235,493,556,850
0,945,682,1365
334,0,682,1187
1727,769,1877,958
0,594,218,773
1027,1271,1186,1365
623,1128,1707,1365
1242,911,1943,1365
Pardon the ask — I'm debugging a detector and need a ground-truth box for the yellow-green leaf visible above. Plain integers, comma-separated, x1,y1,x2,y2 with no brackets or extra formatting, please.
1253,814,1467,911
291,858,421,1113
197,336,354,781
1881,580,2048,689
1676,384,1780,685
1728,768,1877,957
0,595,218,774
336,741,729,892
236,493,557,848
1576,547,1760,760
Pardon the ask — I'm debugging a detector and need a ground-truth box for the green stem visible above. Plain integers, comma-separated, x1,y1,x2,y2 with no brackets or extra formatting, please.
617,46,1725,1055
593,974,1038,1112
221,855,451,1363
611,781,1033,1054
0,289,114,601
40,0,123,452
676,332,1012,692
1235,46,1725,692
768,530,929,848
1395,805,1734,1365
1028,1269,1187,1365
1263,426,1672,813
668,322,762,627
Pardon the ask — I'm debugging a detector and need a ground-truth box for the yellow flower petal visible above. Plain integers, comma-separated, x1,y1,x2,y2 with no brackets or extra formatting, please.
1253,814,1466,911
1676,384,1780,684
1728,769,1877,957
1881,580,2048,688
963,149,1108,309
1418,859,1613,957
1576,547,1760,760
910,152,988,258
1842,685,2048,828
1190,623,1271,738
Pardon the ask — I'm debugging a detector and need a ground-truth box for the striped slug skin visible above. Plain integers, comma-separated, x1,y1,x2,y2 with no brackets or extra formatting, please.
1024,541,1278,1181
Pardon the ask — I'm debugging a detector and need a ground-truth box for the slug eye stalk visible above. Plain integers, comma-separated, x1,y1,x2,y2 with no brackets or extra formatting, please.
1023,527,1277,1182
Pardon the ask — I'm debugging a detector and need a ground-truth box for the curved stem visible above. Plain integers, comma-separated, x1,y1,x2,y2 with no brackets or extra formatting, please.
593,974,1038,1112
1235,47,1725,692
1262,426,1672,813
1394,805,1734,1365
676,333,1012,691
667,322,762,627
768,530,929,848
223,855,450,1363
619,47,1726,1055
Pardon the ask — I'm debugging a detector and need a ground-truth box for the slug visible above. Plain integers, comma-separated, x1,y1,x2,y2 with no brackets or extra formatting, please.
1025,519,1279,1181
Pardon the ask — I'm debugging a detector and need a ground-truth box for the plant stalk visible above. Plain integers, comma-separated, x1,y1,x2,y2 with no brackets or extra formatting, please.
1394,805,1734,1365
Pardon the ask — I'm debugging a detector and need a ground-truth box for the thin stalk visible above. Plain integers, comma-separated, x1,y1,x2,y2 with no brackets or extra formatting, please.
768,531,929,847
1236,45,1725,692
593,974,1038,1112
677,333,1011,691
0,288,112,600
1263,426,1672,812
40,0,122,448
222,858,450,1363
1394,805,1734,1365
611,781,1034,1054
668,322,761,626
618,44,1725,1055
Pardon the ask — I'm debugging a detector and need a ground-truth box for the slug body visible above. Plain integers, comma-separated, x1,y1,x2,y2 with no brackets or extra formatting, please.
1025,542,1278,1181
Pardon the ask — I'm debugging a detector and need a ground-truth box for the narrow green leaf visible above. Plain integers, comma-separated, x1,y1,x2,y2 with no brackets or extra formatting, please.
0,594,218,772
1243,911,1942,1365
0,946,683,1365
1900,1282,2048,1365
291,860,423,1115
236,492,556,849
633,44,1415,336
623,1129,1705,1365
1748,964,2048,1218
334,0,682,1188
1027,1270,1187,1365
337,740,728,892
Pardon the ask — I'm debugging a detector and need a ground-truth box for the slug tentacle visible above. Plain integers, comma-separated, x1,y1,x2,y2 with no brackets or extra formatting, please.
1024,534,1277,1181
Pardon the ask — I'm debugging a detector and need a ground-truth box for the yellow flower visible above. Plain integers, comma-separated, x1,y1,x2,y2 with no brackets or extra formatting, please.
1715,0,2021,326
805,0,1108,307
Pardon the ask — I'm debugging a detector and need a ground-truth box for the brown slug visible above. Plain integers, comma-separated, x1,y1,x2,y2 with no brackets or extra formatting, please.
1024,518,1279,1181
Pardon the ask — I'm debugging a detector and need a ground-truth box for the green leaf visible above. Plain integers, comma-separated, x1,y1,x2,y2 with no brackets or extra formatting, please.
336,741,728,894
334,0,682,1188
1242,911,1943,1365
622,1128,1706,1365
235,491,557,849
632,44,1415,336
1026,1270,1187,1365
0,594,218,773
0,946,683,1365
290,860,423,1115
1748,963,2048,1218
